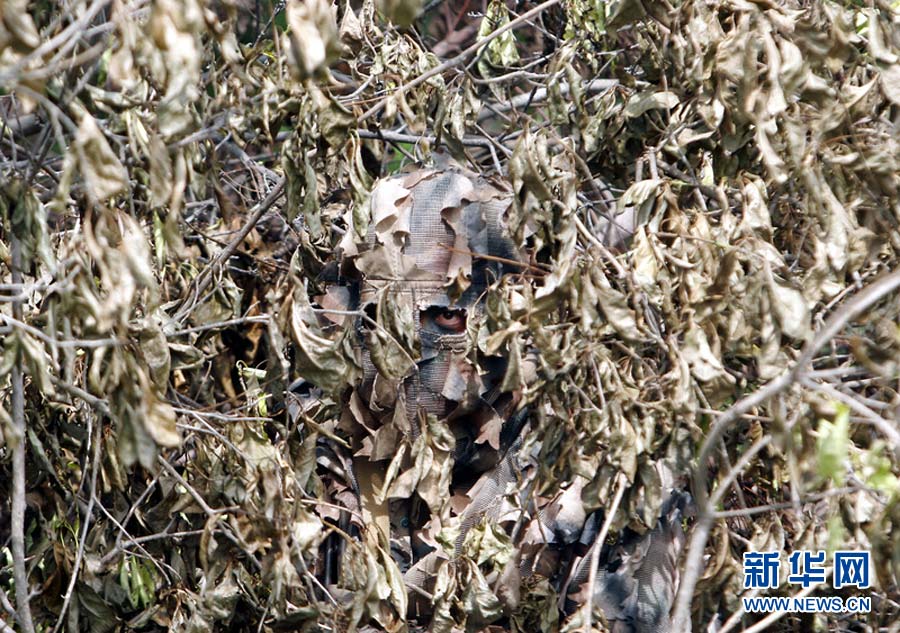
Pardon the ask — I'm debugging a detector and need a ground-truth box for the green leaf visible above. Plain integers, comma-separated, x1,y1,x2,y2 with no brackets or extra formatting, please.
377,0,422,27
861,441,899,498
477,1,520,75
817,403,850,485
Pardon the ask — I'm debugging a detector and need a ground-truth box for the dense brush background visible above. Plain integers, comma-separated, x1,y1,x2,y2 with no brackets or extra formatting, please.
1,0,899,631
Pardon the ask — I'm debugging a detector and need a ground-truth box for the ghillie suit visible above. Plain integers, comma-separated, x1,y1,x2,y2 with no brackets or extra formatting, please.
289,160,691,632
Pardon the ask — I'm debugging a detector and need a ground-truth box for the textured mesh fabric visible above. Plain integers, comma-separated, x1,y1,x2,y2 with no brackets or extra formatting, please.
347,165,520,434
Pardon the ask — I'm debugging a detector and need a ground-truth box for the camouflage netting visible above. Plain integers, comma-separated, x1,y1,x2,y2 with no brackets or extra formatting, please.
1,0,899,631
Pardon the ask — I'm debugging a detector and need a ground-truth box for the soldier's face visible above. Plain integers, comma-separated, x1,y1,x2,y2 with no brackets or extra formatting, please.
340,165,520,440
354,286,490,428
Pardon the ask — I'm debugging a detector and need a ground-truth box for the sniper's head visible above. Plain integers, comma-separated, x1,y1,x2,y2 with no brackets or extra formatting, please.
333,163,526,466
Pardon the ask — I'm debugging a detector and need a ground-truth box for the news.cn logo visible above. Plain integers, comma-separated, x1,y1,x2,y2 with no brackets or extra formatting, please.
743,550,871,590
741,550,872,615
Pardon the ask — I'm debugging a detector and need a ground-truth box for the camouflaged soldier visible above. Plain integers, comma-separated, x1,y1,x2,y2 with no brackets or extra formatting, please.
290,160,690,632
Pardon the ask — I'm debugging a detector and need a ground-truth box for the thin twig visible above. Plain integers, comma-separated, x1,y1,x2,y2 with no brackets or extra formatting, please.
9,218,36,633
0,314,122,348
712,486,865,519
156,456,220,517
582,473,627,633
359,0,564,122
172,178,285,323
573,215,627,279
707,435,773,510
0,591,16,624
0,0,112,85
107,472,162,564
670,267,900,632
357,128,505,151
51,377,112,416
171,407,270,423
436,242,551,272
166,315,271,337
50,416,103,633
100,529,205,568
802,378,900,454
477,78,618,121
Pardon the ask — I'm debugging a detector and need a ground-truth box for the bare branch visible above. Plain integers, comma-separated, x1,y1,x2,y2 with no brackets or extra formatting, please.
50,415,103,633
172,178,285,324
671,267,900,631
581,473,627,633
9,208,36,633
358,0,564,122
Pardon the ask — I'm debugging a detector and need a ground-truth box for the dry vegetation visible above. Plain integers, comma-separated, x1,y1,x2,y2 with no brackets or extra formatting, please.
1,0,899,631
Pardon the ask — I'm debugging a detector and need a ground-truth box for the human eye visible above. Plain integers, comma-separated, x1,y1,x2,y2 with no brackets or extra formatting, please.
421,307,467,333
